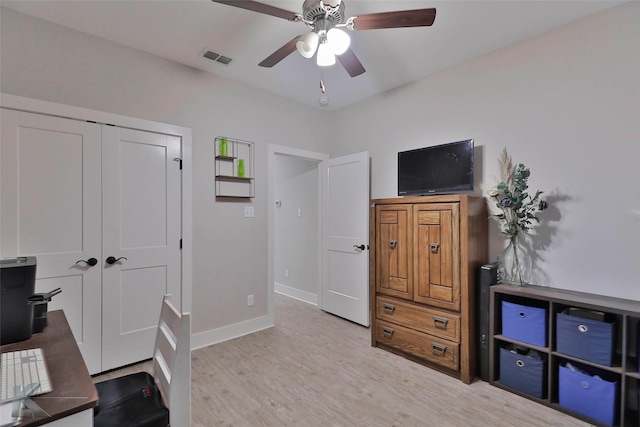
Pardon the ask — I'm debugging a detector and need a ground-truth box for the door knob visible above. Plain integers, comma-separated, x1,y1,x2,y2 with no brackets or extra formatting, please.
75,257,98,267
353,244,368,251
106,256,128,265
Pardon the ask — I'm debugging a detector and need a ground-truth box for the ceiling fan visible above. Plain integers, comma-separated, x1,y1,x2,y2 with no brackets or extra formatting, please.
212,0,436,77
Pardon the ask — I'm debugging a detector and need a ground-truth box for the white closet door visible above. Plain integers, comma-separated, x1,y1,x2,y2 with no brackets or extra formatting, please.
101,126,182,371
0,110,103,373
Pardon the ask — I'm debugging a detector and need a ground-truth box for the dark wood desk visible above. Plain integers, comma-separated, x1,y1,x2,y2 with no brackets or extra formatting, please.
1,310,98,426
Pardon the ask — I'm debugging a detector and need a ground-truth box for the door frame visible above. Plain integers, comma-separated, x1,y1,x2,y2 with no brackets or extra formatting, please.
267,144,329,323
0,93,193,315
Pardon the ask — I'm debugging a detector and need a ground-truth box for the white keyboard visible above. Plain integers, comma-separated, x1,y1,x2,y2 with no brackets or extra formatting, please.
1,348,52,402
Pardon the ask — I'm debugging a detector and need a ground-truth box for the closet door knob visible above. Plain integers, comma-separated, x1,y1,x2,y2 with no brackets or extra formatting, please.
76,258,98,267
106,256,127,265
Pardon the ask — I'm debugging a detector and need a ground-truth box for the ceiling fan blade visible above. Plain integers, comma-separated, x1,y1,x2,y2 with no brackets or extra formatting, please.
337,48,365,77
212,0,299,21
351,8,436,30
258,36,301,68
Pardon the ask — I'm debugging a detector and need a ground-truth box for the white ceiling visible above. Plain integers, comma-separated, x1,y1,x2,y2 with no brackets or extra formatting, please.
1,0,627,110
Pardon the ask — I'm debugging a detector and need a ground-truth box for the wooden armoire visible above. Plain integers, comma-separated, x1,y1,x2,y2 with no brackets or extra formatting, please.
370,195,487,383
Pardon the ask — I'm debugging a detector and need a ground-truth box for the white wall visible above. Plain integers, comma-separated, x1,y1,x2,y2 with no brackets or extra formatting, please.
327,2,640,300
274,155,320,304
0,7,328,339
1,1,638,344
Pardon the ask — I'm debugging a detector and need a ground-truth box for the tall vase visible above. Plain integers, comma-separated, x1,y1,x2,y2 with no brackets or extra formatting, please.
498,235,532,286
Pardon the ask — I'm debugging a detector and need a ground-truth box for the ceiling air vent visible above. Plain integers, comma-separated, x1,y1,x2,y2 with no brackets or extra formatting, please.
203,50,232,65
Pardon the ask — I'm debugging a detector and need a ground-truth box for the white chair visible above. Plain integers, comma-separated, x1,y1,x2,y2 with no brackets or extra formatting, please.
94,294,191,427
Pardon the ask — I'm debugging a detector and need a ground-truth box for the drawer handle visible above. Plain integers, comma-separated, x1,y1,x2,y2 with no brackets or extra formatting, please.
389,240,397,249
578,324,588,333
382,327,394,338
429,243,439,253
383,303,396,314
433,316,449,329
431,342,447,356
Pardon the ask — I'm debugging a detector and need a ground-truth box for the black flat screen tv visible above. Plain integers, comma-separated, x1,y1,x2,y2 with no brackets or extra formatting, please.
398,139,474,196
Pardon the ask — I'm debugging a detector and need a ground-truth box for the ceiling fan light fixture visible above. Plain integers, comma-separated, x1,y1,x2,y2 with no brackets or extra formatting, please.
316,40,336,66
296,31,319,59
326,28,350,55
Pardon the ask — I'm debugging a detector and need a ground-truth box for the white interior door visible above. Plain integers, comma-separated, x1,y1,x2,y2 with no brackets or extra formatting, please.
101,126,182,371
320,151,370,326
0,110,103,373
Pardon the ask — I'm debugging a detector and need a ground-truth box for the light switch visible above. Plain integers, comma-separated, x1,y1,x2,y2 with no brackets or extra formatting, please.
244,206,255,217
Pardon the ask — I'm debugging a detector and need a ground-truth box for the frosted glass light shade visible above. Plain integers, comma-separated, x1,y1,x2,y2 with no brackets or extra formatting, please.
327,28,350,55
316,42,336,66
296,32,319,59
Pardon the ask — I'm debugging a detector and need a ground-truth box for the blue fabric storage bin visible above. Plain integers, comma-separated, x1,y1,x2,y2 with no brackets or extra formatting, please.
556,310,616,366
501,301,547,347
558,363,619,426
499,346,547,398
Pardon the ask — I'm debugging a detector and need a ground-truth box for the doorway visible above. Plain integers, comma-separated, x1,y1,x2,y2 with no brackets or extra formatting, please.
267,145,328,323
267,145,371,327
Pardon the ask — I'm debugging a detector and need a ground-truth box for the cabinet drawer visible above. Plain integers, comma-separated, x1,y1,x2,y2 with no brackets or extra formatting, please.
376,320,459,371
376,297,460,342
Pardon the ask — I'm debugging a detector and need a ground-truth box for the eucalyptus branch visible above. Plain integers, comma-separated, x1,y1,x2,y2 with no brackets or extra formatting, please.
488,148,548,239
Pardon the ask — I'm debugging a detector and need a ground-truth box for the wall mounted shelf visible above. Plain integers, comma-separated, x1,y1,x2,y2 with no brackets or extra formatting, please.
214,136,254,198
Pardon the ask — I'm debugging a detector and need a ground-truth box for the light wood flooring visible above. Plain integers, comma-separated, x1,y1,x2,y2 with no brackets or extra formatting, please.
95,293,593,426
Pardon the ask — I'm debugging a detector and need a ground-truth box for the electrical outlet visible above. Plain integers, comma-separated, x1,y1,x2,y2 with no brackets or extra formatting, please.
244,206,255,217
247,294,254,306
285,269,289,278
297,208,302,217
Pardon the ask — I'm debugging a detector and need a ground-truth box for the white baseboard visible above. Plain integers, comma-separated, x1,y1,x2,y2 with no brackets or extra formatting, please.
191,314,273,351
190,285,318,351
274,282,318,305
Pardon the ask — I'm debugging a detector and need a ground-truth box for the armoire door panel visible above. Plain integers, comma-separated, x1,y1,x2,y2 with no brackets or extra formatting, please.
376,205,412,299
429,284,453,302
414,203,460,310
416,210,441,225
440,210,454,286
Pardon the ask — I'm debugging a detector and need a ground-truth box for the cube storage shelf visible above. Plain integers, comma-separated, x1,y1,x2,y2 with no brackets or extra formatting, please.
490,284,640,427
214,136,254,198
